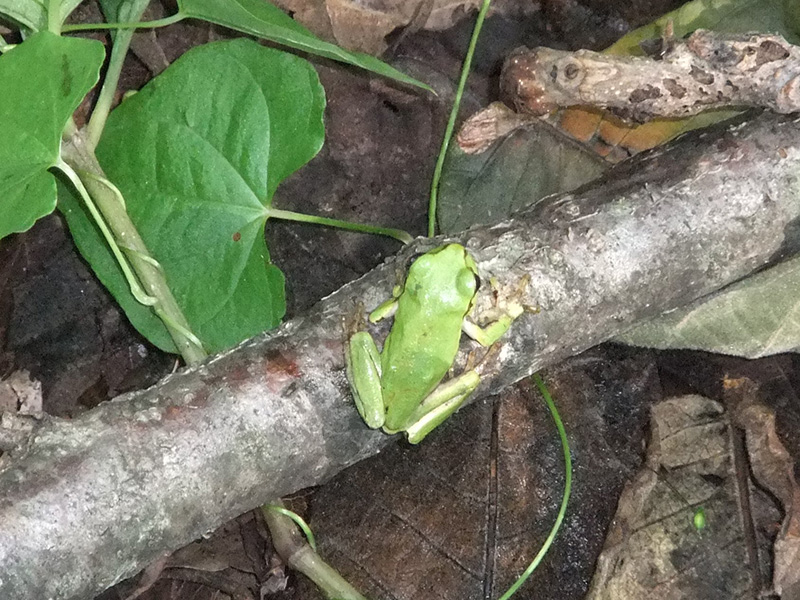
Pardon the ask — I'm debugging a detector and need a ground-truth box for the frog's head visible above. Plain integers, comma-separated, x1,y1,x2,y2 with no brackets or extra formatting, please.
408,244,480,310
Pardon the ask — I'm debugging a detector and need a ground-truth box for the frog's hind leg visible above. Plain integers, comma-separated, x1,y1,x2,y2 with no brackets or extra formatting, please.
404,371,481,444
347,331,385,429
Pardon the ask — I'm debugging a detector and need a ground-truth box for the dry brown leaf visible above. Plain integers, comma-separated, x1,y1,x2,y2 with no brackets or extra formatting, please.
456,101,539,154
587,395,755,599
735,398,800,597
271,0,479,54
270,0,539,55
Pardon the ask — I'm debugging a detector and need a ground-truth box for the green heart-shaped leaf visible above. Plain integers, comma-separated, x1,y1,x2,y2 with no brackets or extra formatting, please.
60,40,324,353
0,31,103,240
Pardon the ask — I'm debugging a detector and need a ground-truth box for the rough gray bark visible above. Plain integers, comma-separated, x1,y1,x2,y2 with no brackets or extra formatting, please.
501,30,800,121
1,112,800,600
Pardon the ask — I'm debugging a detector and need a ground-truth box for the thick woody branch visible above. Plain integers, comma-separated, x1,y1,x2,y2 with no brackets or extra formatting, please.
501,30,800,121
2,112,800,599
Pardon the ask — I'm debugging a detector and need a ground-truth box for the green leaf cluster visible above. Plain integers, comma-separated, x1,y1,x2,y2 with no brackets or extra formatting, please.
0,0,423,355
62,40,324,352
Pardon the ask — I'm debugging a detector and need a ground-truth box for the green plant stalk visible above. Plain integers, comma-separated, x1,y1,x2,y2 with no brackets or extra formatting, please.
427,0,492,238
57,161,159,308
497,373,572,600
268,207,413,245
61,13,184,32
47,0,60,34
262,502,367,600
265,504,318,550
87,40,130,148
86,1,152,150
60,133,207,365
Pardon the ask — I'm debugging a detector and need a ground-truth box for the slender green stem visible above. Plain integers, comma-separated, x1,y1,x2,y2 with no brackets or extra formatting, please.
497,373,572,600
60,133,207,365
86,0,152,149
56,160,158,308
292,547,368,600
265,504,317,551
268,207,413,245
87,36,129,147
427,0,492,238
57,165,198,353
61,13,184,32
47,0,60,34
262,502,367,600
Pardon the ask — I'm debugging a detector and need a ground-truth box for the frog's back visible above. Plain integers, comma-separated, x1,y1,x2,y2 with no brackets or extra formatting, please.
381,245,477,430
381,300,466,429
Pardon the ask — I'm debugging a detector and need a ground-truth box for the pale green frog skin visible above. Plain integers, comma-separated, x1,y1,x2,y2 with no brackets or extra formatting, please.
346,243,523,443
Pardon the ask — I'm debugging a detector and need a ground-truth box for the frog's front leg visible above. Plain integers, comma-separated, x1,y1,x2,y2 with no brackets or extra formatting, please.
461,302,524,348
346,331,386,429
402,370,481,444
397,298,523,444
402,282,529,443
462,276,529,346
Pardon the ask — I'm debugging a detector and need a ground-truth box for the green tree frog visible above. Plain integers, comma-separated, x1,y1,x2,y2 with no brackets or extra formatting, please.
346,243,525,444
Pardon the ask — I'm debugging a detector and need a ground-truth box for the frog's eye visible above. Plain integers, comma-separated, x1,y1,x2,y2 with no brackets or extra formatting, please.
456,268,480,298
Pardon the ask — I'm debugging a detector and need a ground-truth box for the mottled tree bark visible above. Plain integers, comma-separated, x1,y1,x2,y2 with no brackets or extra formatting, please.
1,112,800,599
501,31,800,121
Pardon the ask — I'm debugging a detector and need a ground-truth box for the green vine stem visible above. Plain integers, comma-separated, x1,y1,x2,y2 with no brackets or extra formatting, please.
268,207,413,245
60,132,207,365
86,1,152,150
427,0,492,237
56,161,158,308
264,504,318,550
61,13,184,32
497,373,572,600
47,0,61,34
262,501,368,600
87,39,128,147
